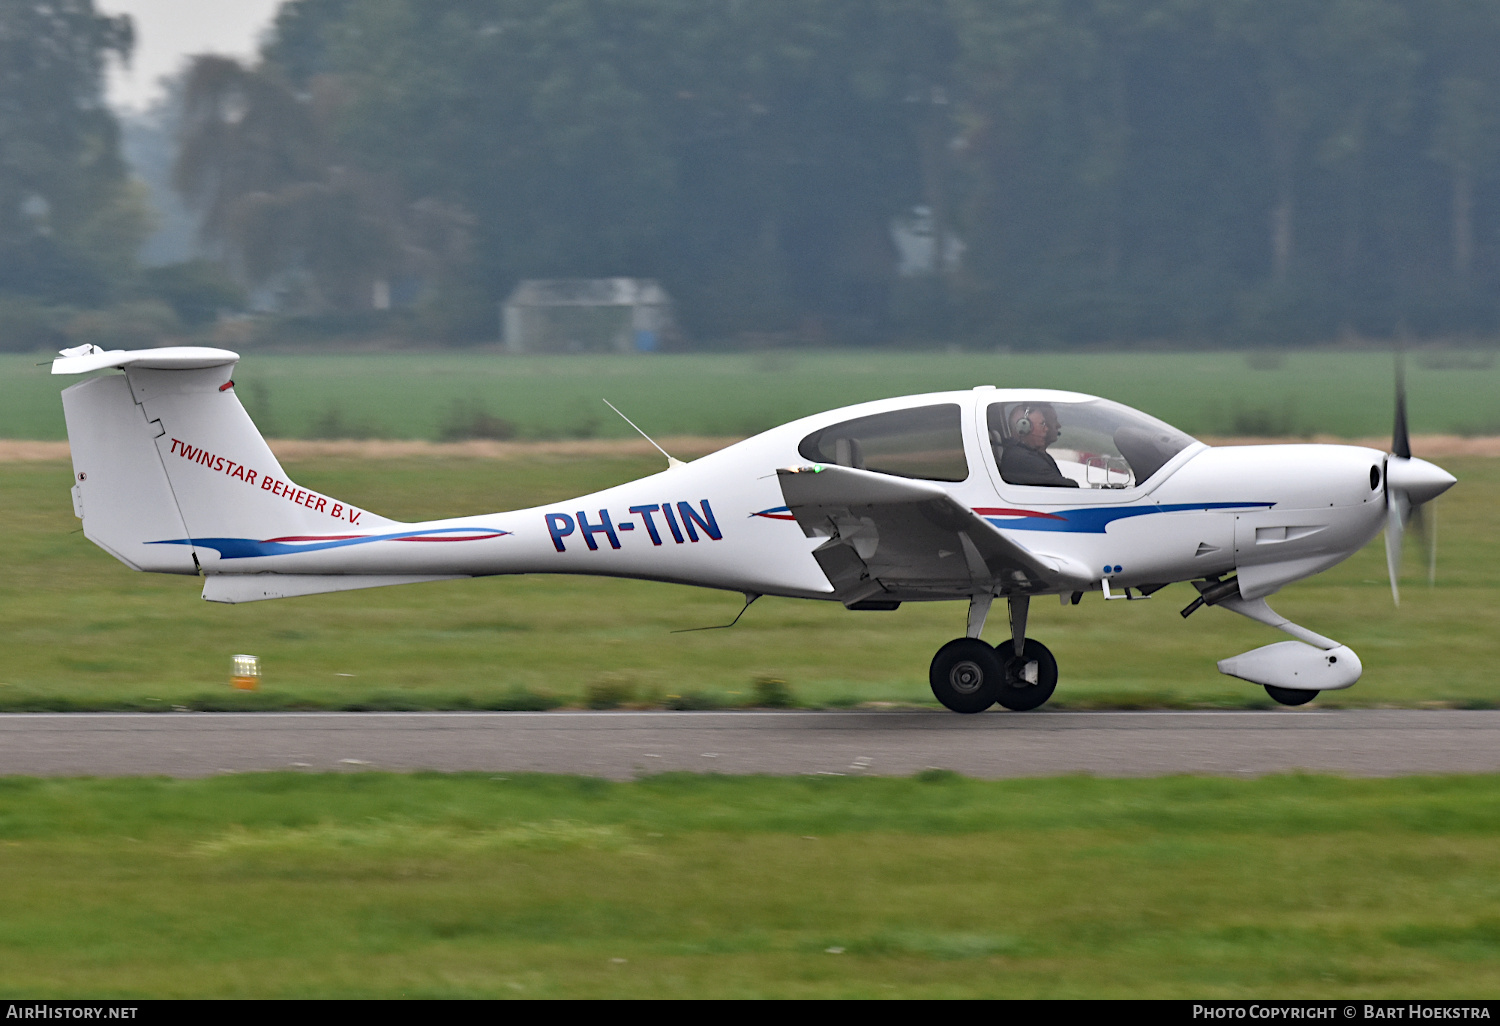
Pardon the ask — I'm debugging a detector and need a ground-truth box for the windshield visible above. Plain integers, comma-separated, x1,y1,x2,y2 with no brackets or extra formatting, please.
987,399,1196,489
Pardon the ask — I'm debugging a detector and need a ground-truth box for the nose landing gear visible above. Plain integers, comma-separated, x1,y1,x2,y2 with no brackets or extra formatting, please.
1264,684,1319,707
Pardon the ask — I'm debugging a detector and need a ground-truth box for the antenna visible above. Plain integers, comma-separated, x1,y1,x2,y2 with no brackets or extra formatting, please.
672,593,761,633
603,399,684,468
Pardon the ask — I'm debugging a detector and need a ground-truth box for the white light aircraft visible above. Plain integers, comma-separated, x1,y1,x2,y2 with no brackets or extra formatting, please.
52,344,1455,712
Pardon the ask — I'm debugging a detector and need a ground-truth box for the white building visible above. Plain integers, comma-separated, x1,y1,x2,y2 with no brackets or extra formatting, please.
502,278,676,353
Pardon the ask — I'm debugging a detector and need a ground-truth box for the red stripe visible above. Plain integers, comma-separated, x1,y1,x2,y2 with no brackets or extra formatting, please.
972,507,1067,521
393,534,505,542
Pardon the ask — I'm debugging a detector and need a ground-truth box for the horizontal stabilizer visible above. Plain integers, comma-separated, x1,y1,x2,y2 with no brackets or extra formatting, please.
52,345,239,376
203,574,469,604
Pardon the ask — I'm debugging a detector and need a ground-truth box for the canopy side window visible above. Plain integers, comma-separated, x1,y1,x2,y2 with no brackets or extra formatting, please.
798,403,969,482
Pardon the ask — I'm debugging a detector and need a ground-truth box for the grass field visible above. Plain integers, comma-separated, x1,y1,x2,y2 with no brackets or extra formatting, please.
2,450,1495,712
4,349,1498,440
0,772,1497,998
3,350,1497,999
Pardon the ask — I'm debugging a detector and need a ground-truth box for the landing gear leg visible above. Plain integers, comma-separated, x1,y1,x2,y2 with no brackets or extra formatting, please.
966,593,992,639
1007,596,1029,657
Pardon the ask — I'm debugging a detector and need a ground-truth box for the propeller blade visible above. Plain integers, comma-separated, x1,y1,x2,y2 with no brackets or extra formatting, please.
1385,350,1453,604
1392,351,1411,459
1384,488,1409,607
1411,503,1437,586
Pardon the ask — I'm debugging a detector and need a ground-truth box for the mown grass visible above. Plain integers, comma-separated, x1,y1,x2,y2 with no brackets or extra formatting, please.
0,772,1497,997
4,349,1499,440
1,453,1495,711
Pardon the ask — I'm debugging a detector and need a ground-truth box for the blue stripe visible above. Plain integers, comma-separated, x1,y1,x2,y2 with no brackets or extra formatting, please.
984,502,1274,534
147,526,510,559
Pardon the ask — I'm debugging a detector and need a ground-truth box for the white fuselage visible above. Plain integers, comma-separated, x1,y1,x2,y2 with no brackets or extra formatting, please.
187,389,1391,604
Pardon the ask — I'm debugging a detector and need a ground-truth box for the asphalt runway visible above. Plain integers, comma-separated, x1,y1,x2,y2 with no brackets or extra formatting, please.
1,709,1497,779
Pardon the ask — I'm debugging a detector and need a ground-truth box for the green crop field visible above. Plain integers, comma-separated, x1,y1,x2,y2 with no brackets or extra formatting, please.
4,348,1498,441
0,772,1497,998
1,451,1495,712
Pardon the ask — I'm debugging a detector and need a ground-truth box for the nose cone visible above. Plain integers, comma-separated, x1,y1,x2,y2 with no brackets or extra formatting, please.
1386,456,1456,507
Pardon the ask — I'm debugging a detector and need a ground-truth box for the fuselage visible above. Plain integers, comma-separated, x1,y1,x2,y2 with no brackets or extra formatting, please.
186,387,1393,604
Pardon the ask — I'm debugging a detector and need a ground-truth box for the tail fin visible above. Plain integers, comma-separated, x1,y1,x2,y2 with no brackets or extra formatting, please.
56,346,391,574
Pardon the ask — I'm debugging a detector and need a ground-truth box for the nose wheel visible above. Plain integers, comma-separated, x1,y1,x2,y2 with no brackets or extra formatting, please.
929,637,1059,713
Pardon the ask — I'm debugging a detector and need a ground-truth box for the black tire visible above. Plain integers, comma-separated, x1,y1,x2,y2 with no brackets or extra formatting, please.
1265,685,1318,707
929,638,1003,714
993,638,1058,711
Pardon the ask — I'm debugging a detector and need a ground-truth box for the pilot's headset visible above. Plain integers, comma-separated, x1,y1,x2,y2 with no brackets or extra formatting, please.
1013,405,1037,437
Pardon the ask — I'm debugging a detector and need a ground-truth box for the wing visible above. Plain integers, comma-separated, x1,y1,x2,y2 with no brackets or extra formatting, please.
776,464,1092,606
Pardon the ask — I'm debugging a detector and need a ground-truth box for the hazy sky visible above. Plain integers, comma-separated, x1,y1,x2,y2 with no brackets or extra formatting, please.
98,0,284,111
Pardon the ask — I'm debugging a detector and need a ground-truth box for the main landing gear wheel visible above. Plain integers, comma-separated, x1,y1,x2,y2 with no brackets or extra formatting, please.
1264,685,1319,707
929,638,1004,714
993,637,1058,711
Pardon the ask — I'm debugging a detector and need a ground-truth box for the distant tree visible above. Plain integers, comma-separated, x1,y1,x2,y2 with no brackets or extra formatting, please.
279,0,955,339
174,54,468,314
260,0,356,86
139,259,245,327
1232,0,1416,297
0,0,144,304
955,0,1200,338
1426,0,1500,287
174,0,1500,344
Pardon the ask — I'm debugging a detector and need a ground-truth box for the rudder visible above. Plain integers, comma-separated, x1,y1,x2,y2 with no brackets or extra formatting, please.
62,373,195,573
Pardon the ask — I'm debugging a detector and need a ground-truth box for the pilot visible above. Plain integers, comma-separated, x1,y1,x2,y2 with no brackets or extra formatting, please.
999,403,1079,487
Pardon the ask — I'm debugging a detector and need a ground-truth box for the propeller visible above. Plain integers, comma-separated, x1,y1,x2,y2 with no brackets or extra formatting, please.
1383,352,1456,605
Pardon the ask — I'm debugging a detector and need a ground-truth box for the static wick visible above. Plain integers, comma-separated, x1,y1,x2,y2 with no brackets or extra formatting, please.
603,399,684,468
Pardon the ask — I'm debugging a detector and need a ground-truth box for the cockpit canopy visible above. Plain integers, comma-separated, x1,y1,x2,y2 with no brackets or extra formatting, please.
793,395,1197,489
988,398,1195,489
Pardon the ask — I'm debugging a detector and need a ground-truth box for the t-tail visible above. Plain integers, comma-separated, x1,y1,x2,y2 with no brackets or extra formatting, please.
50,345,464,603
